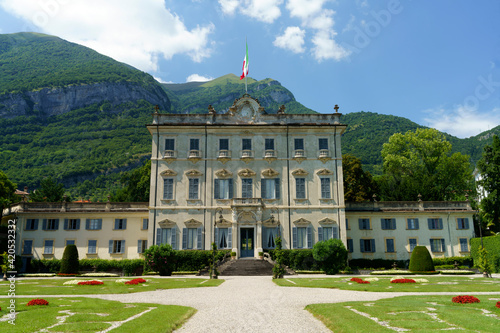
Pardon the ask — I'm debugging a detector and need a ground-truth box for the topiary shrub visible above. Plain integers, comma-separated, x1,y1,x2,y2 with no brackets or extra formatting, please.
313,238,348,275
409,246,435,272
60,245,79,274
143,244,176,276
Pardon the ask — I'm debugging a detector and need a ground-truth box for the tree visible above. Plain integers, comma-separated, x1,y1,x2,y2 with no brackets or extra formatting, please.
0,171,17,220
60,245,79,274
30,177,69,202
409,246,435,272
342,154,378,202
112,160,151,202
312,238,348,275
477,135,500,233
379,128,474,201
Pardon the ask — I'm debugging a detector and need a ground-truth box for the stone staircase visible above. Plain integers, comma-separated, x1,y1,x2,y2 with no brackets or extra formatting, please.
219,259,274,276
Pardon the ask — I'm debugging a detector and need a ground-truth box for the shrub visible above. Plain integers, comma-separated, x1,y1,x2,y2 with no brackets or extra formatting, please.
59,245,79,274
471,235,500,273
452,295,480,304
409,246,435,272
143,244,176,276
313,238,347,275
432,256,473,267
27,299,49,306
269,249,321,271
349,258,409,270
30,259,61,273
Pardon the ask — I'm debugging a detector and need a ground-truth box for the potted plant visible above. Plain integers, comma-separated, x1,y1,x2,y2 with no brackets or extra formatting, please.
231,252,236,260
258,252,264,260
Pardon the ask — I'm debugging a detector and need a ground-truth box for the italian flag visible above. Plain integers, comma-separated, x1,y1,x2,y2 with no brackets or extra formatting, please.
240,41,249,80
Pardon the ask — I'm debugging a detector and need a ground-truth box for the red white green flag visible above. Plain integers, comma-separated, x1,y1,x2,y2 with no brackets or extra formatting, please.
240,41,249,80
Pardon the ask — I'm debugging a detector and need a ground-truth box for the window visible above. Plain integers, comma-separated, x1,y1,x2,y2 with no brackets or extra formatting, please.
386,239,395,253
295,178,306,199
165,138,175,151
114,219,127,230
318,138,328,150
86,219,102,230
359,218,371,230
457,218,469,230
23,240,33,255
88,240,97,254
109,240,125,254
318,226,338,241
64,219,80,230
346,218,350,230
43,219,59,231
163,178,174,200
25,219,38,231
381,218,396,230
265,138,275,150
215,228,232,249
188,178,199,200
428,218,443,230
293,226,312,249
294,138,304,150
459,238,469,252
409,238,417,252
430,238,445,253
347,239,353,253
43,240,54,254
142,219,149,230
182,227,203,250
190,138,200,151
137,240,148,253
261,178,280,199
407,218,419,230
263,226,278,249
360,239,376,253
320,178,331,199
242,138,252,151
156,227,177,249
66,240,75,246
242,179,253,198
219,138,229,151
214,179,233,199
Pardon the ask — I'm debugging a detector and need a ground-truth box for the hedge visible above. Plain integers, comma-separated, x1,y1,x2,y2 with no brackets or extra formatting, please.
471,235,500,273
432,256,473,267
268,249,321,271
348,259,409,270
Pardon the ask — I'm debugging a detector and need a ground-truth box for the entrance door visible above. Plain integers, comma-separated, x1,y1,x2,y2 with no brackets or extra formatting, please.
240,228,254,257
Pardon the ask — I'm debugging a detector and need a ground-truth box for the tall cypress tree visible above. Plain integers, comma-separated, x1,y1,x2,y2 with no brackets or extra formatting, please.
477,135,500,233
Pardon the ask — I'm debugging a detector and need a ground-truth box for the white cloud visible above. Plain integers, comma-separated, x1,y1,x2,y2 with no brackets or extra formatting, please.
186,74,214,82
218,0,283,23
273,26,305,53
424,106,500,138
286,0,326,22
153,76,172,84
0,0,215,72
311,30,350,61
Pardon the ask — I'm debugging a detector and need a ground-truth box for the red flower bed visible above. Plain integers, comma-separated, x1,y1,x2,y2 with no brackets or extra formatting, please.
350,277,370,284
496,301,500,309
391,279,416,284
125,278,147,285
77,280,104,286
27,299,49,306
452,295,480,304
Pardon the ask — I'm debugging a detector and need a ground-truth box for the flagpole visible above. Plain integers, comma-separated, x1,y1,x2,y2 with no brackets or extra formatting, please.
245,37,248,93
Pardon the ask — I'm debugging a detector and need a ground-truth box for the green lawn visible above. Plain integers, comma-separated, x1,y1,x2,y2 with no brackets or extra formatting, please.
0,297,195,332
0,277,224,295
274,276,500,292
307,295,500,333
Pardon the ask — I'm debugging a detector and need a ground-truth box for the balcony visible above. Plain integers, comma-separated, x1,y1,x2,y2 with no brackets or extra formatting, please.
188,150,202,163
217,150,231,163
318,149,331,163
240,150,254,163
231,198,264,207
264,149,277,163
293,149,306,163
163,150,177,161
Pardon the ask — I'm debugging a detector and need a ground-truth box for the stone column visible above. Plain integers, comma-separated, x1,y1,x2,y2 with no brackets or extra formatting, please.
256,207,263,256
232,208,238,257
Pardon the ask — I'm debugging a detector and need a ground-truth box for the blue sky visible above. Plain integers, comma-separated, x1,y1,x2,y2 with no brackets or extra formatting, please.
0,0,499,138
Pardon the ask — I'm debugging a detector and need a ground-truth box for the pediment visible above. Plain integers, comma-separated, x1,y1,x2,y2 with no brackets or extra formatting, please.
160,169,177,177
293,218,311,226
238,168,256,177
262,168,279,178
292,168,309,177
319,217,336,225
185,169,203,177
158,219,177,228
215,169,233,178
184,219,202,227
316,169,333,176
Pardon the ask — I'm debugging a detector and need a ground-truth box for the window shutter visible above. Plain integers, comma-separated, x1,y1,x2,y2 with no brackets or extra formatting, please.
123,219,127,229
229,179,234,199
318,227,323,242
441,238,445,252
275,178,280,199
197,227,203,249
109,240,113,253
292,227,297,248
228,227,232,248
464,218,469,229
97,219,102,230
171,227,177,249
138,240,143,253
391,218,396,229
76,219,80,230
359,219,363,230
333,226,338,239
427,219,432,229
120,240,125,253
307,226,313,248
143,219,149,230
34,219,39,230
360,239,365,252
182,228,188,249
86,219,90,230
42,219,47,230
371,240,376,253
438,218,443,229
214,228,219,247
64,219,69,230
55,219,59,230
261,179,266,198
214,179,220,199
156,228,163,245
415,219,419,230
114,219,119,230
